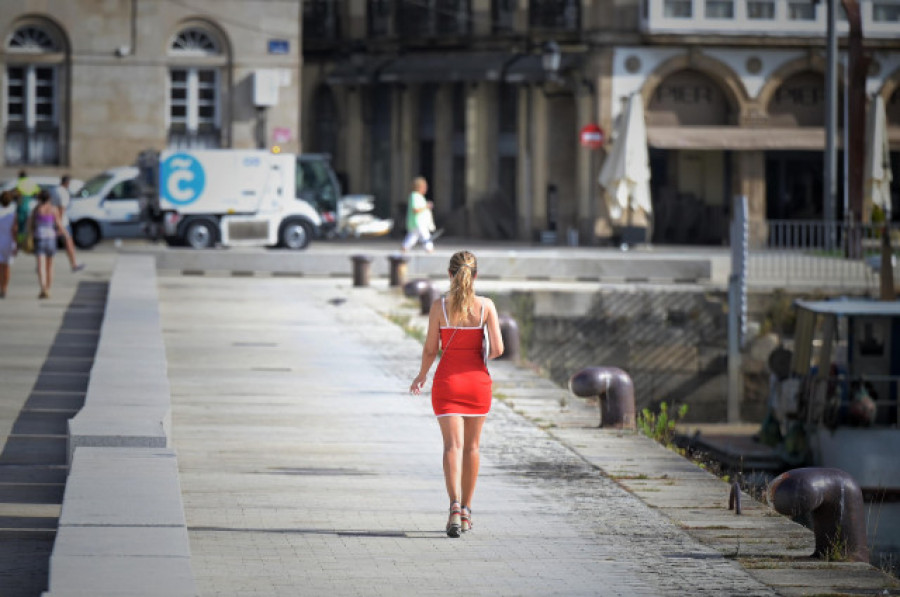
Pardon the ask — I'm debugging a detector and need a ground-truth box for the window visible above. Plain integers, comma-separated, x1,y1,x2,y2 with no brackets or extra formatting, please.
873,2,900,21
529,0,580,30
706,0,733,18
303,0,340,42
368,0,393,36
788,1,815,20
664,0,693,18
493,0,516,33
746,0,774,19
5,24,63,165
168,27,223,149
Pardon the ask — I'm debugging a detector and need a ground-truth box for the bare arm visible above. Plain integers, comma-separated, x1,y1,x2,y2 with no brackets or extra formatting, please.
409,299,442,394
483,298,505,359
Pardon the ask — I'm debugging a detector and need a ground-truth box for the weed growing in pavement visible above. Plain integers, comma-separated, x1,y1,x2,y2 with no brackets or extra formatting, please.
636,402,689,447
385,313,426,344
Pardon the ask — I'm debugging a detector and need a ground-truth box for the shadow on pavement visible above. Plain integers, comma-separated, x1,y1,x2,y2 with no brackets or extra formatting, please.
0,281,105,597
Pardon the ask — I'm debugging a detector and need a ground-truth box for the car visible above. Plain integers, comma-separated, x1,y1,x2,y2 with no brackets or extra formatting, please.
67,167,143,248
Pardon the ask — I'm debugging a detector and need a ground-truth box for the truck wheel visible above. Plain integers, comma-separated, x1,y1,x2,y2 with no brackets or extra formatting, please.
184,220,216,249
279,220,312,250
72,221,100,249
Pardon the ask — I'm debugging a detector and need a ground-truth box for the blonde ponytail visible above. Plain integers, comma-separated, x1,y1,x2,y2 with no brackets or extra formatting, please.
447,250,477,324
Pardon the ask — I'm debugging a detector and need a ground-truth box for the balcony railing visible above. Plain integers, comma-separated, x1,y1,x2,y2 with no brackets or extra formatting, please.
368,0,472,38
642,0,900,37
529,0,580,31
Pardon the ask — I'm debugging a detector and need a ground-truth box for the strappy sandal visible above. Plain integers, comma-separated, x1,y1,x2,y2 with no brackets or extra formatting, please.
446,502,462,538
460,506,472,533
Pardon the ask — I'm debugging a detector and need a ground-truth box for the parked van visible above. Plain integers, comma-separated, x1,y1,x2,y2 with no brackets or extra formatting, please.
67,167,143,248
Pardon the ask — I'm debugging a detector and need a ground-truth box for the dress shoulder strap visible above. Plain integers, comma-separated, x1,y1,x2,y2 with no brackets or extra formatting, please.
479,298,485,327
441,297,449,326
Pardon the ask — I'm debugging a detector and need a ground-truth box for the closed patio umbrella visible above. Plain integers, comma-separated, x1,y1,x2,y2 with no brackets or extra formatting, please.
598,92,652,241
864,93,893,222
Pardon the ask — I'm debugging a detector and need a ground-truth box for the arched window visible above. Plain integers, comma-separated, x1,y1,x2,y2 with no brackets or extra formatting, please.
167,25,226,149
4,23,65,165
768,71,830,127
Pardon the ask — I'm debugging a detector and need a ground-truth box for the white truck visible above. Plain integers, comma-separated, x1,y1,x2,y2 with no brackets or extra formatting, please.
68,149,391,250
140,149,326,249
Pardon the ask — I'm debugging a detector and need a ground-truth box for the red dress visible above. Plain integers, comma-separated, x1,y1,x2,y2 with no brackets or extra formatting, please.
432,298,492,417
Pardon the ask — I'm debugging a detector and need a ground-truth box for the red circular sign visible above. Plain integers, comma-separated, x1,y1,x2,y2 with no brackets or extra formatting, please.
580,123,604,150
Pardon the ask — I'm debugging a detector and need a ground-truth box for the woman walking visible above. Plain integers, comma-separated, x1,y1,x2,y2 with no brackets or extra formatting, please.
0,191,17,298
29,190,68,299
409,250,504,537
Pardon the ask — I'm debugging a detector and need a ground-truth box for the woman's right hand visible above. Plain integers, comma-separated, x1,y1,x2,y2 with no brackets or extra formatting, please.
409,374,427,395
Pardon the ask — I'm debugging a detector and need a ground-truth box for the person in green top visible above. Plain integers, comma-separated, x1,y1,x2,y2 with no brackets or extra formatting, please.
401,176,436,253
15,170,40,246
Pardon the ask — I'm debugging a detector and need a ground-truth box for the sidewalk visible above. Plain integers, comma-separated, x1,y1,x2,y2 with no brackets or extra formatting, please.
157,271,897,596
2,246,898,596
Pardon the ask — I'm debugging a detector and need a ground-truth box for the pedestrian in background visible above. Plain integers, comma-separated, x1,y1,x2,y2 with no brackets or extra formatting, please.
401,176,436,253
409,250,504,537
15,170,39,247
0,191,18,298
28,190,69,299
51,175,85,272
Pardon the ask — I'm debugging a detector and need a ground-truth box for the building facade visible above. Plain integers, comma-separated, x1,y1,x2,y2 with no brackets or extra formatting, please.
0,0,302,180
304,0,900,244
2,1,898,245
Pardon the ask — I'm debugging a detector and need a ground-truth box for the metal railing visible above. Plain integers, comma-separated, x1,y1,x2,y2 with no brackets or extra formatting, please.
748,220,899,290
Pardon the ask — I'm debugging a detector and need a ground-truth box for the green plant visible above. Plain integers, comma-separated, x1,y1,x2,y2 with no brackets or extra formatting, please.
636,402,688,447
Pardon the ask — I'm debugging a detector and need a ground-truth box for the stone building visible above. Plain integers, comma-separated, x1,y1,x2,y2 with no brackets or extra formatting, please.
2,1,898,245
304,0,900,244
0,0,302,179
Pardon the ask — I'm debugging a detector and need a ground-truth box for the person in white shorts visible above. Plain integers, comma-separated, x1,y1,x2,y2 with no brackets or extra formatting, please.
402,176,436,253
0,191,18,298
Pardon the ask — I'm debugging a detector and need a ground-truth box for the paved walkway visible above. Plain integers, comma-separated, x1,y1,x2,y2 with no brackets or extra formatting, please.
2,244,898,596
160,273,778,596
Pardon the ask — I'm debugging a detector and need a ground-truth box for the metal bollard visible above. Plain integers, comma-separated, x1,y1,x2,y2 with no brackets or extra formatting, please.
403,278,431,299
497,314,520,361
388,254,409,287
419,285,441,315
350,254,372,287
568,367,636,429
768,467,869,562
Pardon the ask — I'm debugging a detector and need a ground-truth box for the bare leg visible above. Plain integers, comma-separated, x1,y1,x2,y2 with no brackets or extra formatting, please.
45,254,54,295
461,416,486,508
437,416,464,504
0,263,9,296
62,234,80,269
36,254,48,296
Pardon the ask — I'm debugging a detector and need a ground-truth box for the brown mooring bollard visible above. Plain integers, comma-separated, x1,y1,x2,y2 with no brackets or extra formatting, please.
350,254,372,287
568,367,636,429
497,314,520,361
388,254,409,287
768,467,869,562
403,278,431,298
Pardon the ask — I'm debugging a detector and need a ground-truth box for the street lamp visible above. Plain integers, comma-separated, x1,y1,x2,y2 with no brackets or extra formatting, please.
542,40,561,81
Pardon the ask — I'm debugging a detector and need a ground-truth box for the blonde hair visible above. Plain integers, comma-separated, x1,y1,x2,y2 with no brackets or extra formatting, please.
412,176,427,191
447,250,477,324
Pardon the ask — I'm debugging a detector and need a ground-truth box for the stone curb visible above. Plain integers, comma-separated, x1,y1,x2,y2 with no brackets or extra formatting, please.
44,255,196,597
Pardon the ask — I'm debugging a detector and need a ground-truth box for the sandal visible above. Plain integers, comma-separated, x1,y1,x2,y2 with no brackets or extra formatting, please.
460,506,472,533
446,502,462,538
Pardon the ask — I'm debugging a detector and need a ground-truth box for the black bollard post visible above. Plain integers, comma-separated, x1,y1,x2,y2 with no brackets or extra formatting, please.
388,254,409,287
350,255,373,287
768,467,869,562
419,285,441,315
497,314,520,361
403,278,431,298
568,367,636,429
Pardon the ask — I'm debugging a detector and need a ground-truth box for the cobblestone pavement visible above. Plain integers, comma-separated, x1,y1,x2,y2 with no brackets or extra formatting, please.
160,275,778,596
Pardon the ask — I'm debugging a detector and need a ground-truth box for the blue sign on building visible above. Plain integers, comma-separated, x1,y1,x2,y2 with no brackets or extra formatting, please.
268,39,289,55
